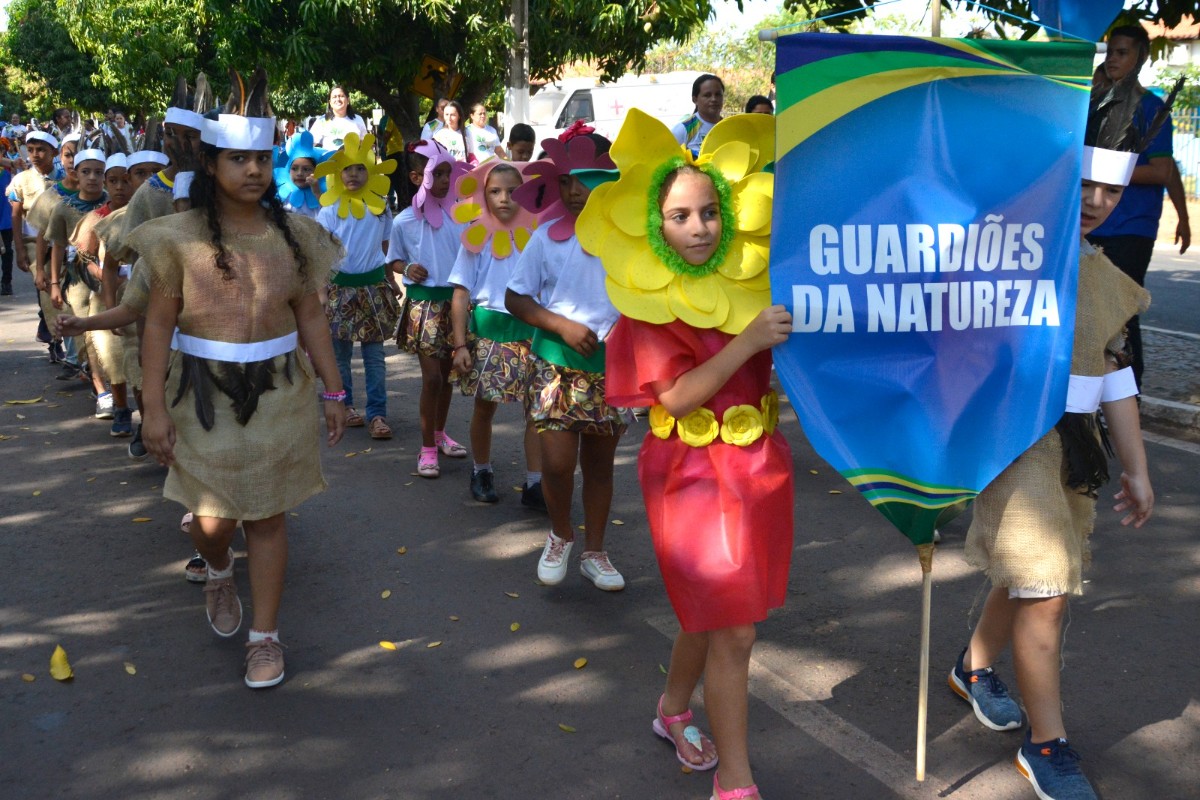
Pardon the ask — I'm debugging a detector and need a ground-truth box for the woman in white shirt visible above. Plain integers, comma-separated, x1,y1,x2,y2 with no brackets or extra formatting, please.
309,84,368,149
431,101,468,162
465,104,504,164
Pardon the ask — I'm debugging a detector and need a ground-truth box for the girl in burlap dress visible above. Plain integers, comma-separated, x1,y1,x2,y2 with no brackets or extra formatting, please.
139,73,347,690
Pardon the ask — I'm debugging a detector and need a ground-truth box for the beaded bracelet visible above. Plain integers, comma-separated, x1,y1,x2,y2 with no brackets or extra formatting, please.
452,344,469,353
321,390,347,402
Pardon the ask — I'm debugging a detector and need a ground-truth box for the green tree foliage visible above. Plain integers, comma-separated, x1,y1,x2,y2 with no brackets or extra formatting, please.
5,0,111,111
1159,64,1200,113
55,0,220,114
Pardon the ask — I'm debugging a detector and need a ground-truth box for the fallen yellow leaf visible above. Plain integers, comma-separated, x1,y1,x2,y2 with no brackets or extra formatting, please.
659,663,667,675
344,452,357,458
21,673,35,682
360,448,372,454
681,765,694,774
558,723,576,733
379,641,397,650
809,469,819,475
86,476,96,482
124,662,136,675
504,592,519,599
577,524,586,530
828,490,843,495
404,482,414,486
0,435,15,441
449,615,460,621
510,622,520,632
131,517,151,523
612,520,624,526
5,396,43,405
427,641,442,648
46,403,60,409
381,590,392,599
397,546,407,555
512,486,523,492
50,645,73,681
289,512,299,517
16,413,25,419
574,658,588,669
32,490,41,497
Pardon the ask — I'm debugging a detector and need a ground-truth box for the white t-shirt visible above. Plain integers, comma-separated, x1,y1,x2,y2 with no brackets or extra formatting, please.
466,124,501,164
432,127,468,162
317,206,391,274
420,119,444,142
309,114,368,149
449,247,518,314
508,226,618,340
386,207,466,287
670,114,717,154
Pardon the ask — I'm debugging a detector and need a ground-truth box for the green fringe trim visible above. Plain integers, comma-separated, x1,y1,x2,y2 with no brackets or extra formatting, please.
645,157,736,279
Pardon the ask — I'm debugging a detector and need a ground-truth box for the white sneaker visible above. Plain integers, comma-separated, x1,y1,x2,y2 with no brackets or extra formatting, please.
94,391,114,420
580,551,625,591
537,533,573,585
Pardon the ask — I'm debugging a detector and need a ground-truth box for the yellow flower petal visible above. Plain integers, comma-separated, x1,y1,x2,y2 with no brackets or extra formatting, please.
720,404,765,446
719,238,769,282
611,108,686,171
464,221,490,249
700,113,774,175
454,202,482,225
732,173,774,236
366,174,391,197
707,140,754,185
649,405,675,439
50,645,73,681
607,283,675,325
491,232,514,259
513,227,532,251
605,164,652,237
458,175,479,197
717,276,771,335
677,407,719,447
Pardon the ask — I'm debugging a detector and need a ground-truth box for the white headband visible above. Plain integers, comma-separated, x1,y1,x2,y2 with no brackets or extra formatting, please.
201,115,275,150
26,131,59,150
164,108,204,129
127,151,169,167
105,153,128,172
73,148,107,166
61,133,82,146
1081,146,1138,187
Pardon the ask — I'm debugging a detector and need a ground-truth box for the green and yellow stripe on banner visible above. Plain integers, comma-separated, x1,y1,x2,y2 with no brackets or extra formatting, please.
841,467,979,542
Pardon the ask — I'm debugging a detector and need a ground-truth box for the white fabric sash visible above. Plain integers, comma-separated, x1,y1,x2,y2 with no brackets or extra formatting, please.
1101,366,1138,403
172,330,297,363
1065,374,1103,414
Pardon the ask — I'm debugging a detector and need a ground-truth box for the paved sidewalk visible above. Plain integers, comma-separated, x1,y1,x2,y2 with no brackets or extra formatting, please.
1139,243,1200,435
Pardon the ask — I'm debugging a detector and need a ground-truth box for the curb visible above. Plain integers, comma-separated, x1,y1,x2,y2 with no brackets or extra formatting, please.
1141,395,1200,432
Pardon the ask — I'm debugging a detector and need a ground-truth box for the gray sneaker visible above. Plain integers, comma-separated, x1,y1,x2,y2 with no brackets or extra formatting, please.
204,574,243,638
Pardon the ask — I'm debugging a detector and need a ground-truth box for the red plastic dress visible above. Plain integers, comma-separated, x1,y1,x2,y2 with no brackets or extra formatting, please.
606,317,794,632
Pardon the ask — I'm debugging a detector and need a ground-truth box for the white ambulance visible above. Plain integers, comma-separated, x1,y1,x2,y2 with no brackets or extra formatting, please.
526,71,706,147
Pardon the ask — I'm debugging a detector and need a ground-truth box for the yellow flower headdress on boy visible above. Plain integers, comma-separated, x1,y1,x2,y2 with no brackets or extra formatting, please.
314,132,396,219
575,108,774,334
451,160,538,258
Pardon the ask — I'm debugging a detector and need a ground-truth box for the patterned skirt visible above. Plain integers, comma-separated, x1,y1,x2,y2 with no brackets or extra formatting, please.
327,281,400,343
397,297,454,359
526,355,633,436
457,336,534,403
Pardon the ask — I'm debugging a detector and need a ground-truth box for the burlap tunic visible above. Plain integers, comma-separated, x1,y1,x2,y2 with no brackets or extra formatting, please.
965,246,1151,595
110,177,174,263
130,210,342,521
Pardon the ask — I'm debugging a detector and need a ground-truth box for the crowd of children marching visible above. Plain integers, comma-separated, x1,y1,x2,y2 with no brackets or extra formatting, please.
1,63,1165,800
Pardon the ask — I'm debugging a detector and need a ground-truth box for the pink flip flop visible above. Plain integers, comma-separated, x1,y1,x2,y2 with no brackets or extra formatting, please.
651,694,718,771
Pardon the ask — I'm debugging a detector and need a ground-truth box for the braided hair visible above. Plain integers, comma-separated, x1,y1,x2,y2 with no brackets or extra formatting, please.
191,142,309,281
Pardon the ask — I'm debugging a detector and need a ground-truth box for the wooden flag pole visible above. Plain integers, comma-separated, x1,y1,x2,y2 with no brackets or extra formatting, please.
915,541,936,781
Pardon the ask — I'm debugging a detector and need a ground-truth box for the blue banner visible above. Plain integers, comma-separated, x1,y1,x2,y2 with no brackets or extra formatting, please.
770,34,1095,544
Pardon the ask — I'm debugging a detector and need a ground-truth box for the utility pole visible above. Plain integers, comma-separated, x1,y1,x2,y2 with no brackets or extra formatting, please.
503,0,530,135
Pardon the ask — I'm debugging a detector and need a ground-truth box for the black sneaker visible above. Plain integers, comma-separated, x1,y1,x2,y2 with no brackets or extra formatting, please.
470,468,499,503
0,282,12,296
521,481,547,511
55,363,82,381
128,424,149,461
48,341,65,363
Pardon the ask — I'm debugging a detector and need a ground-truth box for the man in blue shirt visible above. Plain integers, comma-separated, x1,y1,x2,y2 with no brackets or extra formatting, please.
1086,25,1184,389
0,166,12,294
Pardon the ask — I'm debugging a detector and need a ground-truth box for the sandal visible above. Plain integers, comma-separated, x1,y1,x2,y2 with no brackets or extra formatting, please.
345,407,365,428
435,431,467,458
368,417,392,440
712,774,760,800
417,448,440,478
652,694,718,771
185,553,208,583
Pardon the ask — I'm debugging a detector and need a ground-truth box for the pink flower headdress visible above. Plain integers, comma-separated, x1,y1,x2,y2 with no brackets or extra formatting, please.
513,123,614,242
451,160,538,259
410,138,470,229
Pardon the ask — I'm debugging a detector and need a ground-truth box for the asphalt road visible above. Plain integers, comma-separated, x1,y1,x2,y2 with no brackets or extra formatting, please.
1,285,1197,800
1144,243,1200,335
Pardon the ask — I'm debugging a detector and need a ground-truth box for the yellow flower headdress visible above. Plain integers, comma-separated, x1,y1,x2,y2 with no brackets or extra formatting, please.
575,109,774,334
314,132,396,219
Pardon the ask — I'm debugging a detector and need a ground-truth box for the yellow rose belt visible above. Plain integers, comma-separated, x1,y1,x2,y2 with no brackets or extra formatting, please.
650,391,780,447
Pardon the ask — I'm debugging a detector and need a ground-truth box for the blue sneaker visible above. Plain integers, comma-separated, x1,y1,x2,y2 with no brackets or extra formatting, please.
110,407,133,437
949,647,1023,731
1015,731,1098,800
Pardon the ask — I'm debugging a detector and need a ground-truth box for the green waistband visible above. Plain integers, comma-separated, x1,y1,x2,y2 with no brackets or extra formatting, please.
331,265,387,287
531,329,606,372
406,283,454,301
473,306,534,343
